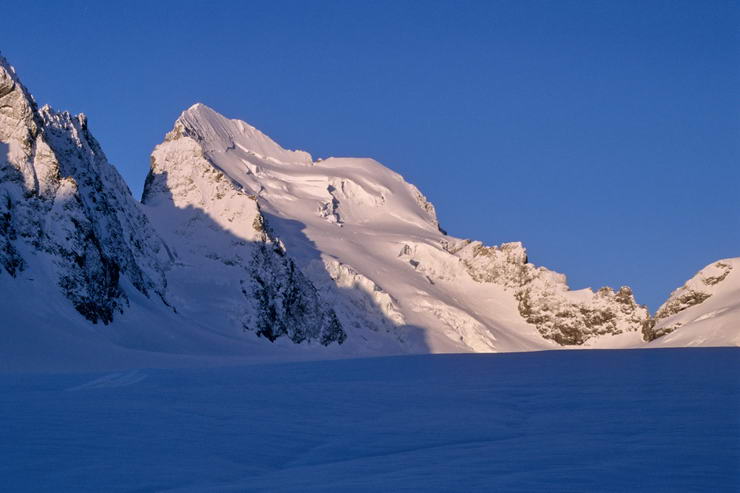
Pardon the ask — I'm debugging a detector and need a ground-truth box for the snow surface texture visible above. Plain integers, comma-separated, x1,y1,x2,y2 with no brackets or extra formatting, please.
2,349,738,492
1,53,738,371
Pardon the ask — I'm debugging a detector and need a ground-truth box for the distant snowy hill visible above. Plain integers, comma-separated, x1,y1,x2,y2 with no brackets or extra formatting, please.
0,54,737,371
647,258,740,347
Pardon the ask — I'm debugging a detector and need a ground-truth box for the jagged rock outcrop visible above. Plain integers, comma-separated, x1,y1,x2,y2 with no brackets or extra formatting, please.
644,260,734,341
443,239,650,345
0,55,170,323
246,241,346,345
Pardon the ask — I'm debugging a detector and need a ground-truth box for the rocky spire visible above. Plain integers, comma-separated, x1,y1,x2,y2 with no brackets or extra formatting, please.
0,53,171,323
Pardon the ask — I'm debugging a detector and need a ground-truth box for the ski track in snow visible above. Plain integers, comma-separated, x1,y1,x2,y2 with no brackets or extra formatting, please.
66,370,148,391
2,348,738,492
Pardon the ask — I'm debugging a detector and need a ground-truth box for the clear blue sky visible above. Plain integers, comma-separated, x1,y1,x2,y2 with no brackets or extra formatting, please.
4,0,738,310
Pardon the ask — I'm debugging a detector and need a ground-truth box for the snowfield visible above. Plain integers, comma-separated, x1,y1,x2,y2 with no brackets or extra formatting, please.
2,348,738,492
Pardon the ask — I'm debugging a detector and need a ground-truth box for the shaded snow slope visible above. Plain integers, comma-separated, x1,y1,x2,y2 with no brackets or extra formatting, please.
3,349,738,492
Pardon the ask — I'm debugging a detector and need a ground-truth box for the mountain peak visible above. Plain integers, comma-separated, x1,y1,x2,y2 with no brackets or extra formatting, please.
172,103,313,166
0,53,22,87
0,54,39,144
180,102,219,122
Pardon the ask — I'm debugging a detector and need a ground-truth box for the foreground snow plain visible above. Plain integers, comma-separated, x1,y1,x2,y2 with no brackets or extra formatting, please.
3,348,738,492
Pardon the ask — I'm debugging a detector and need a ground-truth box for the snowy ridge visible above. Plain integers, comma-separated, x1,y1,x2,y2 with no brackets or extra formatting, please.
647,258,740,347
160,104,549,353
175,103,313,165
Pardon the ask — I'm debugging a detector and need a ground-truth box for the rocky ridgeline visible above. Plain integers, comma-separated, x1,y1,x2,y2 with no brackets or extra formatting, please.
0,56,170,323
643,260,734,340
444,239,650,345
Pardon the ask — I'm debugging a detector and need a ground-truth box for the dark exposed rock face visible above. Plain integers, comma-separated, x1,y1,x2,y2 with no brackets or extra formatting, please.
1,54,345,344
0,193,24,276
246,242,346,345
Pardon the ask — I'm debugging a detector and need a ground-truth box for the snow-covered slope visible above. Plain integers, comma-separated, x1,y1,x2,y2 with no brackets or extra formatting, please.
142,103,738,353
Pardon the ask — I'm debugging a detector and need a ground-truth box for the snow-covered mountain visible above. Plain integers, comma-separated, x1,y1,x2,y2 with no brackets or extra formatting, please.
147,103,655,353
142,106,345,347
646,258,740,347
0,54,737,369
0,55,170,323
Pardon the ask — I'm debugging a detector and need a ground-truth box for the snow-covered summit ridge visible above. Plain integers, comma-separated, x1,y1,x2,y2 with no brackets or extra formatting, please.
173,103,313,166
160,103,442,233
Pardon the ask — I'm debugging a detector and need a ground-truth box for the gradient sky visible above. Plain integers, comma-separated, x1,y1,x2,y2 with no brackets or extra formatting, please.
3,0,738,310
